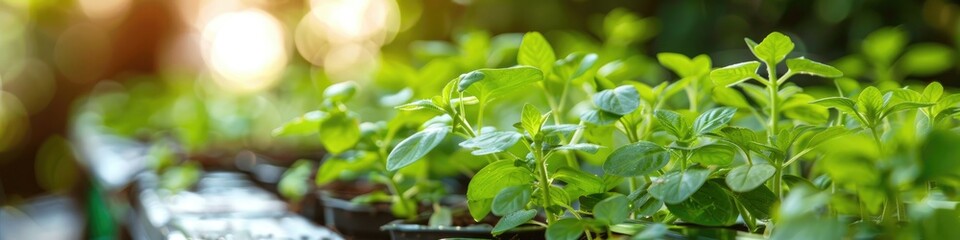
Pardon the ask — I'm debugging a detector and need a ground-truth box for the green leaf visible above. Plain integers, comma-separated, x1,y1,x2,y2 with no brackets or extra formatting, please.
318,112,361,154
594,85,640,115
692,107,737,136
278,160,312,202
467,199,492,222
546,218,584,240
553,143,603,154
323,81,357,102
522,104,546,137
744,37,760,56
657,53,710,78
541,124,581,136
553,168,605,194
710,61,761,87
492,209,538,236
518,32,556,76
810,97,858,117
630,192,663,217
665,180,738,226
725,164,776,192
786,57,842,78
923,82,944,102
273,111,325,136
594,194,629,225
457,66,544,101
712,87,751,109
580,109,622,125
654,110,688,139
603,141,670,177
753,32,795,65
492,185,532,216
717,126,761,152
729,184,777,220
459,131,522,155
555,53,599,80
467,161,536,221
857,86,886,125
429,206,453,227
386,126,450,171
798,126,849,150
689,144,736,166
395,99,445,113
315,158,347,186
631,223,668,240
649,167,711,204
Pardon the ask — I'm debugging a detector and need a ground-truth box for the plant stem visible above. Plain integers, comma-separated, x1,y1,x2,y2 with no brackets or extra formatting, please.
766,66,780,139
534,142,556,224
377,135,415,220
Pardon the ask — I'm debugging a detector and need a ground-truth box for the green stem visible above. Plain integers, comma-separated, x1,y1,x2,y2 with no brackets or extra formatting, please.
534,143,556,224
376,134,415,220
384,173,415,220
476,101,486,135
870,126,883,152
766,66,780,139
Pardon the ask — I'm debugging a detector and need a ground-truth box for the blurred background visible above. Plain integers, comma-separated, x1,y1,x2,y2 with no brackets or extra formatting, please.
1,0,959,238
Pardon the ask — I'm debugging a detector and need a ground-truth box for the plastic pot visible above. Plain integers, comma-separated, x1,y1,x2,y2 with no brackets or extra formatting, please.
381,220,545,240
319,191,396,240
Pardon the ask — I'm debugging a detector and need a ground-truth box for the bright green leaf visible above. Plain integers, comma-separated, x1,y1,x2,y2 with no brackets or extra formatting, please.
689,144,736,166
580,109,622,125
753,32,795,65
711,61,761,87
459,131,522,155
786,57,842,78
649,167,711,204
594,85,640,115
457,66,544,101
273,111,325,137
654,110,688,139
518,32,556,76
594,194,629,225
492,185,532,216
725,164,776,192
546,218,584,240
665,180,738,226
318,112,360,154
692,107,737,135
467,161,535,221
603,141,670,177
522,104,546,137
386,126,450,171
492,209,538,236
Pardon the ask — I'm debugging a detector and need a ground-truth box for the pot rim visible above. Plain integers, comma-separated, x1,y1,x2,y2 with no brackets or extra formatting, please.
379,219,545,233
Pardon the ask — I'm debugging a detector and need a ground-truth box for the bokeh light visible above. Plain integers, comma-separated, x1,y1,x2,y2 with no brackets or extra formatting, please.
295,0,400,82
53,23,111,84
78,0,132,20
201,9,288,93
0,91,30,155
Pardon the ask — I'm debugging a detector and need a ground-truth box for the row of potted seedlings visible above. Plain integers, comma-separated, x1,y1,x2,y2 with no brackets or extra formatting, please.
274,30,960,240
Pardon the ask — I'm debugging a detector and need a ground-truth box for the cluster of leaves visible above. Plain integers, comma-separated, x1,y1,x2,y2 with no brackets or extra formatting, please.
280,28,960,240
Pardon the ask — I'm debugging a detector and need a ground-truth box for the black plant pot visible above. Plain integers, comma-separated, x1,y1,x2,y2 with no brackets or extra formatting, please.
380,220,546,240
320,192,396,240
